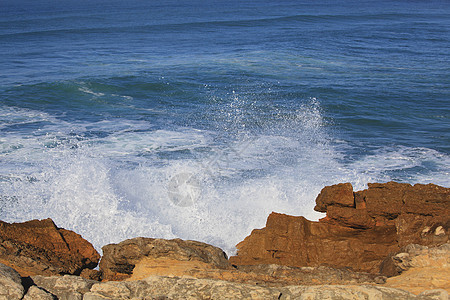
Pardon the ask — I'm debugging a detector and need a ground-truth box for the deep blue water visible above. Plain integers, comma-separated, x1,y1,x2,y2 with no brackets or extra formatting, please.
1,0,449,253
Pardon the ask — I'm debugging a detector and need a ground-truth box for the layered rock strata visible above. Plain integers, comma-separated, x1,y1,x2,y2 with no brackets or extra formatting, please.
229,182,449,274
0,181,448,298
99,238,387,287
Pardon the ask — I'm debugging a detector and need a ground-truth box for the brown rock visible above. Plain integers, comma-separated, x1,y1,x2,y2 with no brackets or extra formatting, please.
382,243,450,295
230,212,399,274
358,182,411,221
230,182,449,275
0,218,100,277
99,236,385,287
403,184,450,216
326,206,376,229
314,182,354,212
80,269,102,281
99,237,231,281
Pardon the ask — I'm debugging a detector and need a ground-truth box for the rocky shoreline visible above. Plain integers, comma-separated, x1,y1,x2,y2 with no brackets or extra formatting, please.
1,182,449,299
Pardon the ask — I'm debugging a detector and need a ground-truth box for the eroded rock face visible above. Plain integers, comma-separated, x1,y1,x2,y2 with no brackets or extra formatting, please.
382,243,450,295
99,237,231,281
98,234,388,285
229,212,400,274
230,182,449,274
0,218,100,277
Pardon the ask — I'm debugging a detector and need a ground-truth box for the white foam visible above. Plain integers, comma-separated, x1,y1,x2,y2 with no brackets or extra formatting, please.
0,101,448,256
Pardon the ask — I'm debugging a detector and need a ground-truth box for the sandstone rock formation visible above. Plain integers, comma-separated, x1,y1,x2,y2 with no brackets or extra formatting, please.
0,218,100,277
230,182,449,274
99,237,231,281
382,243,450,295
0,182,448,298
99,236,387,287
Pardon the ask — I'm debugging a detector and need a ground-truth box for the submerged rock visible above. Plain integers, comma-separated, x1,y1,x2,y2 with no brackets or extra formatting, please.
0,218,100,277
230,182,449,274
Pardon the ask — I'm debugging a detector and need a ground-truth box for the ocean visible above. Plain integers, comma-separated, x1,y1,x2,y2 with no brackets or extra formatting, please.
1,0,449,254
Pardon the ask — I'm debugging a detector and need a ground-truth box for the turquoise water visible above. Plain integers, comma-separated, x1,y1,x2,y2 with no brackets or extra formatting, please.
1,0,449,253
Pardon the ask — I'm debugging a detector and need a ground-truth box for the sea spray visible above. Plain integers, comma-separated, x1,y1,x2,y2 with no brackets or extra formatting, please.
1,0,449,255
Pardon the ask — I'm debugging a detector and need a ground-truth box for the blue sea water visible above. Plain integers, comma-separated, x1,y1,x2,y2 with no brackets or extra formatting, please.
1,0,449,253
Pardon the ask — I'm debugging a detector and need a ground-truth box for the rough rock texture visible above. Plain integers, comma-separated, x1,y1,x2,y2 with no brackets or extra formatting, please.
22,286,56,300
31,275,445,300
130,262,385,287
85,276,417,300
0,263,24,300
230,182,449,274
0,218,100,277
100,237,231,281
31,274,97,300
2,262,448,300
99,237,385,286
382,243,450,295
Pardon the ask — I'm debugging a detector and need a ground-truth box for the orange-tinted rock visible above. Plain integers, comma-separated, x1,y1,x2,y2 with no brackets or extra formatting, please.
314,182,354,212
99,237,231,281
402,183,449,216
99,237,384,286
229,212,399,274
0,218,100,277
358,182,411,220
230,182,449,274
326,206,376,229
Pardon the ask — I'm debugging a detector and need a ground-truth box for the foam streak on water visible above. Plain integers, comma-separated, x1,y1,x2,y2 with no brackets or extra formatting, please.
0,99,448,255
1,0,449,254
